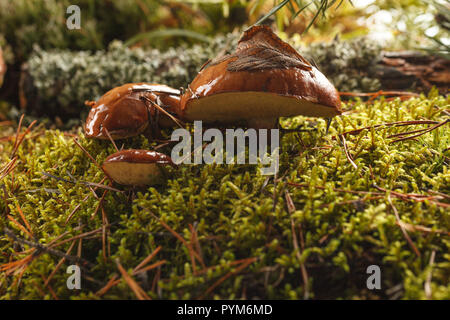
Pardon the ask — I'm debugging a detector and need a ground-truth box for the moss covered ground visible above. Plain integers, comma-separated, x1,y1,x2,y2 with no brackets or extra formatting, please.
0,91,449,300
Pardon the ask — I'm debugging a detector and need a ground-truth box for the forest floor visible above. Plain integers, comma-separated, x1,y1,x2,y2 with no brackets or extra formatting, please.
0,91,449,299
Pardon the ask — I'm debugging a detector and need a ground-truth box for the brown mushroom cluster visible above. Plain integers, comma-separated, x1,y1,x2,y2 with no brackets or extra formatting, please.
85,26,342,186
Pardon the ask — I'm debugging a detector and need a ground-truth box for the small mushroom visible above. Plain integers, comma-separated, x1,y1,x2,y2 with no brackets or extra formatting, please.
179,26,342,128
85,83,180,139
102,149,176,186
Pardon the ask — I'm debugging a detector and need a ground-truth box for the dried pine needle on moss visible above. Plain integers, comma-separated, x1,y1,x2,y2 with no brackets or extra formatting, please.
0,90,449,300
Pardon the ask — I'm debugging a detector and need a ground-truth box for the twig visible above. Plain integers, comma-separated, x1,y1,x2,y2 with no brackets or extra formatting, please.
4,228,95,268
141,95,185,129
133,246,162,274
10,115,37,159
0,120,13,127
386,127,430,139
424,250,436,299
41,275,59,300
335,120,440,138
339,90,419,99
339,134,358,170
389,119,449,143
189,223,205,269
116,260,151,300
44,240,76,287
1,253,36,275
10,114,24,158
73,138,113,183
11,120,37,159
288,182,446,207
65,177,109,224
6,215,33,239
427,190,450,200
96,275,120,297
104,128,119,152
288,182,379,195
49,224,116,249
91,188,108,220
373,184,444,205
199,257,257,299
285,191,309,300
133,260,166,275
396,221,449,236
272,172,278,211
0,157,18,180
16,205,33,237
147,209,204,267
387,196,421,258
101,207,109,261
41,171,122,193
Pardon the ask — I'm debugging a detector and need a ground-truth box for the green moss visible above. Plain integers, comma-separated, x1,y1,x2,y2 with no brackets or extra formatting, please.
0,91,449,300
0,0,163,63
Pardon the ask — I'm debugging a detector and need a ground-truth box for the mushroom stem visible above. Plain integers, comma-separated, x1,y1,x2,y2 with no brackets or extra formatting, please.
247,118,278,129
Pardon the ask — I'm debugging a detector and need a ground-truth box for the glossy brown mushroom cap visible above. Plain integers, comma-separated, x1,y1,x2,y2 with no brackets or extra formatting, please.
180,26,341,124
104,149,176,165
84,83,180,139
102,149,176,186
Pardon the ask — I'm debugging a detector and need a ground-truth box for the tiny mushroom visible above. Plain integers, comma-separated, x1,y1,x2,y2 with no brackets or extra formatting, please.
102,149,176,186
179,26,342,128
84,83,180,140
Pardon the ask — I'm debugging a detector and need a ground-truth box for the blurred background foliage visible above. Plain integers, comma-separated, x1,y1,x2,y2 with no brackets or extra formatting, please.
0,0,448,120
0,0,448,65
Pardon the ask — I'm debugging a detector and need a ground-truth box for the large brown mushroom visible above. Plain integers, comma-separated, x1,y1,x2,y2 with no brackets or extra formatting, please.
179,26,342,128
84,83,180,140
102,149,176,186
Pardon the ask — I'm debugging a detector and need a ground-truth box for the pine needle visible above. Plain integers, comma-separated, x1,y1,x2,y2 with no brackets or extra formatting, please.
387,195,421,258
199,257,257,299
116,260,151,300
133,246,162,274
